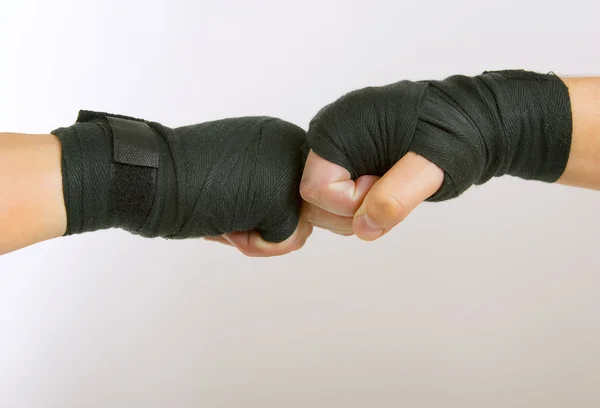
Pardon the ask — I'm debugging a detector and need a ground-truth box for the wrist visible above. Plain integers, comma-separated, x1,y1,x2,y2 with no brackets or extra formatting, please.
44,134,68,238
557,77,600,190
0,133,66,254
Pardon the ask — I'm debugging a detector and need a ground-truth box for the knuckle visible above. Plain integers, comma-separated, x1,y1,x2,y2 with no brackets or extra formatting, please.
299,179,319,204
368,192,408,225
304,205,326,225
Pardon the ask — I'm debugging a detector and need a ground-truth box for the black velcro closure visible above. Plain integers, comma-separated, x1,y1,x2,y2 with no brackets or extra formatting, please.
108,116,159,168
106,116,159,233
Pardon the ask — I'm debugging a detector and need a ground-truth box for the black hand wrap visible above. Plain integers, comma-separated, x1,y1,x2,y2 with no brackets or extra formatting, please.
306,70,573,201
52,110,306,242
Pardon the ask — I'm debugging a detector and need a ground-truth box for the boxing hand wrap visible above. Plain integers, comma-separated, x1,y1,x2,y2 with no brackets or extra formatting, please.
52,111,306,242
306,70,573,201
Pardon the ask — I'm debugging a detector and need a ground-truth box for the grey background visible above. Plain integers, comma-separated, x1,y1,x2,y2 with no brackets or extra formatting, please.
1,0,599,407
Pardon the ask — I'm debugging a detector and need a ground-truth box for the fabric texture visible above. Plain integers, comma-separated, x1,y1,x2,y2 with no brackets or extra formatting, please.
306,70,573,201
52,111,306,242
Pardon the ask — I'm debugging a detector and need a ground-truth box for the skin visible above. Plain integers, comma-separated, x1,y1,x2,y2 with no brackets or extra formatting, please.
0,77,597,256
0,133,66,255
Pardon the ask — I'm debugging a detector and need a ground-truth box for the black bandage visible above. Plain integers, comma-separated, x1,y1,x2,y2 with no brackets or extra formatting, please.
306,70,573,201
52,111,306,242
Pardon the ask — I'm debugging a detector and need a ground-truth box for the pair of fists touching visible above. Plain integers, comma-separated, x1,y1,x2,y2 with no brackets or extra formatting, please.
54,70,572,256
204,70,572,256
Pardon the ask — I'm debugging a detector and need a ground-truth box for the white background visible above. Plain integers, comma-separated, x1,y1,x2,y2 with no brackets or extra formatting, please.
1,0,600,407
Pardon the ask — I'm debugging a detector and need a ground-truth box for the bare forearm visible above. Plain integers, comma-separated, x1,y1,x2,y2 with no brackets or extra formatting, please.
0,133,66,255
558,77,600,189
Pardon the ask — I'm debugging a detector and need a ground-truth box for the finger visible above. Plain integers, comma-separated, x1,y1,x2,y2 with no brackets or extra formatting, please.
203,236,234,247
224,218,313,257
313,225,355,236
300,150,379,217
302,202,353,232
250,219,313,256
353,152,444,241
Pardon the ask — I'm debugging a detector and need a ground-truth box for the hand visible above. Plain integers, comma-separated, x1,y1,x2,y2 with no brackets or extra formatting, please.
54,112,310,255
300,150,443,241
203,213,313,257
300,71,572,243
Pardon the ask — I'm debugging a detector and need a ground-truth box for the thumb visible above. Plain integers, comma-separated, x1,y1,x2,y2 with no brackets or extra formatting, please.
353,152,444,241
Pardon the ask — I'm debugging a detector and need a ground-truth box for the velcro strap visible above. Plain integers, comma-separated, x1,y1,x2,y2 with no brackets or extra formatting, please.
108,117,159,168
107,116,159,233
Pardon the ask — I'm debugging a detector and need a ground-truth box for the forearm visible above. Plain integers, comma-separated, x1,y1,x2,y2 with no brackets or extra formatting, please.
0,109,307,257
0,133,66,255
558,77,600,189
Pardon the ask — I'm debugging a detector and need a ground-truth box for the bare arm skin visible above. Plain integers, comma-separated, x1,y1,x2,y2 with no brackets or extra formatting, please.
0,133,66,255
557,77,600,189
